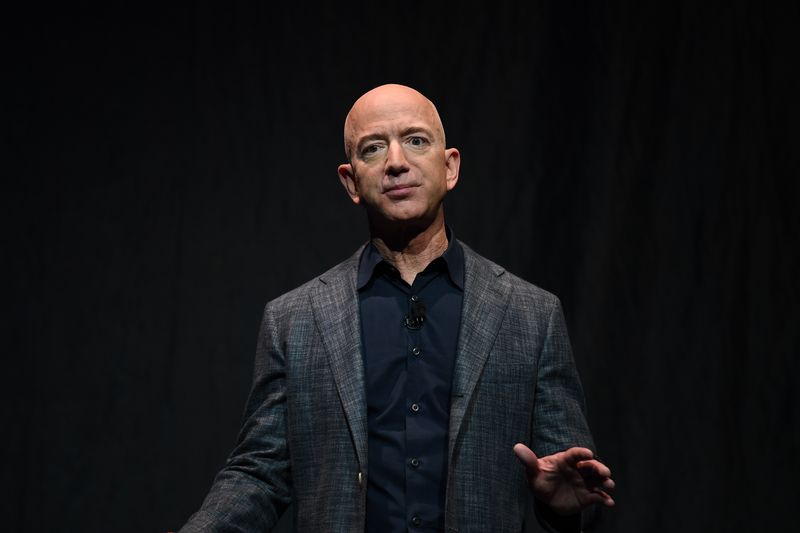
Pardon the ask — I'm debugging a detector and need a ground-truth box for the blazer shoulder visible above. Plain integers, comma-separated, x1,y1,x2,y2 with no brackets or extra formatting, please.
459,240,560,308
263,244,365,315
505,271,561,309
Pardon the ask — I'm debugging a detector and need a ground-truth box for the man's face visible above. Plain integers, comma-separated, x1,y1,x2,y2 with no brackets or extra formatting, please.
338,86,460,229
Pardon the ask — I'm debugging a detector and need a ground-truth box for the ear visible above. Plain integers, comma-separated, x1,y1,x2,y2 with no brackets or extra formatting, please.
444,148,461,192
337,163,361,205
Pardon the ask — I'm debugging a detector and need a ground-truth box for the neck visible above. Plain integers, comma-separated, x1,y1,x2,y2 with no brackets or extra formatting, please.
368,212,448,285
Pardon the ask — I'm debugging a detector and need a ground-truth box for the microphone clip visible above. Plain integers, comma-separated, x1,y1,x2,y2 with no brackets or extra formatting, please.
404,299,426,330
404,315,425,330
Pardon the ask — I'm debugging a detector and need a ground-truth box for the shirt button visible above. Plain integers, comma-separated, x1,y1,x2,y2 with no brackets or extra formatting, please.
410,457,420,468
411,403,420,412
411,516,422,526
410,295,419,302
411,346,421,356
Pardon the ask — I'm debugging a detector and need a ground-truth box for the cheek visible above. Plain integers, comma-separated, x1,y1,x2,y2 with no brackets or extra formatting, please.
355,172,380,192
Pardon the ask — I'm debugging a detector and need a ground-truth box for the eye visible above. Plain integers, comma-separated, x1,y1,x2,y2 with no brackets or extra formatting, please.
407,136,428,147
360,143,384,158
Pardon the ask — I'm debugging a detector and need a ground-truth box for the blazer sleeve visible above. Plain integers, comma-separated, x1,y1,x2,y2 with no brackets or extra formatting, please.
531,297,596,533
180,302,292,532
531,296,595,456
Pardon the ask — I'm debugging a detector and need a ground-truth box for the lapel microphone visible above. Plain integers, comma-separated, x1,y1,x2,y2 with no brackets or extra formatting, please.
404,298,426,330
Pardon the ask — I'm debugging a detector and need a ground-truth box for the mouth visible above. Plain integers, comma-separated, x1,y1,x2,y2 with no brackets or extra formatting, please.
384,184,418,199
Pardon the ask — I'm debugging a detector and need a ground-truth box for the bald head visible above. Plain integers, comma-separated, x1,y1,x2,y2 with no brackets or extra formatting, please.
343,84,446,161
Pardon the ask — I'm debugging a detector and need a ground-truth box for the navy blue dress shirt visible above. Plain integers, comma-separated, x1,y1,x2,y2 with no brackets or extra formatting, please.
358,230,465,532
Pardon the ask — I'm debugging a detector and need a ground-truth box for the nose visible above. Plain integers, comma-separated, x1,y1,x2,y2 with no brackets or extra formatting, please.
384,140,410,177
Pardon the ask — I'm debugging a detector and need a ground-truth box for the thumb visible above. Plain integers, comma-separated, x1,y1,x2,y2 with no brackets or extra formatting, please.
513,443,539,474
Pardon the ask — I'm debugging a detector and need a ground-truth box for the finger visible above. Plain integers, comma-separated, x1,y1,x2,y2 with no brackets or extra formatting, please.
588,488,616,507
576,459,612,479
579,492,611,507
585,476,616,490
563,447,595,464
512,443,539,472
579,486,615,506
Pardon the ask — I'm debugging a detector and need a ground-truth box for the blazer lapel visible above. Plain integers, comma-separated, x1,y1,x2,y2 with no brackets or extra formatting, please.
308,243,511,475
310,247,369,471
448,243,512,459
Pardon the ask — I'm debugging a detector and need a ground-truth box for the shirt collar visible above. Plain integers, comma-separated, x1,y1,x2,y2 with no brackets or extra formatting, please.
357,225,465,291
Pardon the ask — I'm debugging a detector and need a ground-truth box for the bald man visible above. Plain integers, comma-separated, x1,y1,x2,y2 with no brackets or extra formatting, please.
180,85,613,533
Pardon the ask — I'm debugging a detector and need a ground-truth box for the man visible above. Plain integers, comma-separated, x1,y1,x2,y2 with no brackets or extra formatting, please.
180,84,614,533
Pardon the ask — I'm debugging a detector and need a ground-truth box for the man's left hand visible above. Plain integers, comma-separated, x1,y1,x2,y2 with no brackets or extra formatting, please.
513,443,615,516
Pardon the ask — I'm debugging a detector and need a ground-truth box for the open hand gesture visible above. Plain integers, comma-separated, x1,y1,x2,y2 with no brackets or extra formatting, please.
513,444,615,516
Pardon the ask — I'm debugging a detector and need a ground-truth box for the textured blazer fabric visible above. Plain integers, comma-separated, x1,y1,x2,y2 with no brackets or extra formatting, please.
180,241,594,533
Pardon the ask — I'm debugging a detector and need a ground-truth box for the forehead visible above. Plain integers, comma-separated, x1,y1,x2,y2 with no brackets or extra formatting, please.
348,93,440,137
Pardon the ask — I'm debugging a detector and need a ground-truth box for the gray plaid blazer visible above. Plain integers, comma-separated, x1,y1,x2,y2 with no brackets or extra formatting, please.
180,241,594,532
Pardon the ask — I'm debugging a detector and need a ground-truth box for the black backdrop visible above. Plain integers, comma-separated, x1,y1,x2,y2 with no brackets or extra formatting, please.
7,2,798,532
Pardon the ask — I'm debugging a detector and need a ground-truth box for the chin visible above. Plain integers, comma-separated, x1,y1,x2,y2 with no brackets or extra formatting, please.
385,206,427,221
366,200,439,228
385,210,439,229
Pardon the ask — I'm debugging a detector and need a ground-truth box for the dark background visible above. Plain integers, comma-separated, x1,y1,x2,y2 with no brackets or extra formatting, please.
7,1,798,532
